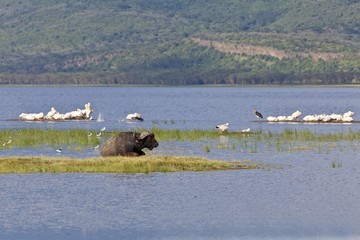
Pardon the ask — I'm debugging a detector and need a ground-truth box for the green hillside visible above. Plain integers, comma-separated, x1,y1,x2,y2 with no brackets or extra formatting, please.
1,0,360,85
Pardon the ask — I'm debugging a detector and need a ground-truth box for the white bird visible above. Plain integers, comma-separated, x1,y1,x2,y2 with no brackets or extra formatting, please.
100,127,106,132
240,128,251,133
96,132,102,137
126,113,144,121
291,111,302,119
88,132,93,137
216,123,229,132
2,139,12,147
343,111,355,118
277,116,287,121
342,116,353,122
267,116,277,122
94,145,99,149
56,148,62,153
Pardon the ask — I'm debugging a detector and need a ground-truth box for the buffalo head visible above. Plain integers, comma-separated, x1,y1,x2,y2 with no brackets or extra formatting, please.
135,131,159,151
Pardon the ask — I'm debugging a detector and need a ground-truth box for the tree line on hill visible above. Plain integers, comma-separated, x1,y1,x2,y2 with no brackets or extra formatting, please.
0,0,360,85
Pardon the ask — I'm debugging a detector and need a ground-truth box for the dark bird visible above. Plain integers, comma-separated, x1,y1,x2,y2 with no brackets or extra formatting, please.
253,109,263,119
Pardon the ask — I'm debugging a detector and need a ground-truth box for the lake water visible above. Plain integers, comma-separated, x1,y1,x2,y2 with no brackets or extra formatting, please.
1,86,360,132
1,86,360,240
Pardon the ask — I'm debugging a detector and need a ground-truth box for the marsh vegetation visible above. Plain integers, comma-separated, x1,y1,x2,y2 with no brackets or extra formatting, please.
1,128,359,156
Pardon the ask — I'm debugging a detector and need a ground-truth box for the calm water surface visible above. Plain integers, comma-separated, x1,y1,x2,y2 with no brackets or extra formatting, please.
1,86,360,239
1,86,360,132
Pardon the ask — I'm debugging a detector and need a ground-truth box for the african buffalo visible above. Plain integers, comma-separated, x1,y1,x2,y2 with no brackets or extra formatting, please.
101,131,159,157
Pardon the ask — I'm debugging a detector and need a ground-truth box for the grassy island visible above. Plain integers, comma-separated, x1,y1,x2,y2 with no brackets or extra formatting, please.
0,156,258,174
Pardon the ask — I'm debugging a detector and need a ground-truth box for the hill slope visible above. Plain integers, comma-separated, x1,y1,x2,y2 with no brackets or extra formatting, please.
1,0,360,84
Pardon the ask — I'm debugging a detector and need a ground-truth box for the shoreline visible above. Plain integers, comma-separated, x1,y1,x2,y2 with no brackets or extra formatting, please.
0,84,360,88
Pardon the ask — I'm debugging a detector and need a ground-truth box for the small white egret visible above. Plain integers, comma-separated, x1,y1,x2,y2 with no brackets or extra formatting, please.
100,127,106,132
240,128,251,133
88,132,93,137
96,132,102,137
94,145,99,149
56,148,62,153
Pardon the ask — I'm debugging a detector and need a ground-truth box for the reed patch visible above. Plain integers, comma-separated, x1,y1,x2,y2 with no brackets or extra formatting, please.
1,128,359,155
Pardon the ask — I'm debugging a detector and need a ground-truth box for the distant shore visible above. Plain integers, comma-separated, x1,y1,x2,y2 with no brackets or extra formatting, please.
1,83,360,88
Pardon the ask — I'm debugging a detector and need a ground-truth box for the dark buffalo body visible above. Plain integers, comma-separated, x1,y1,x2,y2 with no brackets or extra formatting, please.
101,131,158,157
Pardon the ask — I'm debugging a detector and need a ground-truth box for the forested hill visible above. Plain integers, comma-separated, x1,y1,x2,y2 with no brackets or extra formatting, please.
1,0,360,85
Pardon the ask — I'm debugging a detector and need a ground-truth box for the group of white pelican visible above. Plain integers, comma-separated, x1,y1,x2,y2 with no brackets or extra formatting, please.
266,110,355,123
302,111,355,123
266,110,303,122
19,103,93,121
215,108,356,133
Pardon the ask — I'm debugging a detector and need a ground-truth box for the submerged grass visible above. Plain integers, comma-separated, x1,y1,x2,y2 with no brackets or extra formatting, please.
0,156,258,174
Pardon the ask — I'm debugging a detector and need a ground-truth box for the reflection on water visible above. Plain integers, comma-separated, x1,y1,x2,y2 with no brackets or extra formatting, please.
1,87,360,239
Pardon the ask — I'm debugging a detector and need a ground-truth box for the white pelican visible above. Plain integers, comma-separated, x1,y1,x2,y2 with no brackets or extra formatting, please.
342,116,354,122
216,123,229,132
126,113,144,121
253,109,263,119
291,111,302,119
266,116,277,122
343,111,355,118
277,116,287,121
45,107,58,119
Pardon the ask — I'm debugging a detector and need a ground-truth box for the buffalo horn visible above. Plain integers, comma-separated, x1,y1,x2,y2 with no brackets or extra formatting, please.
138,131,152,140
